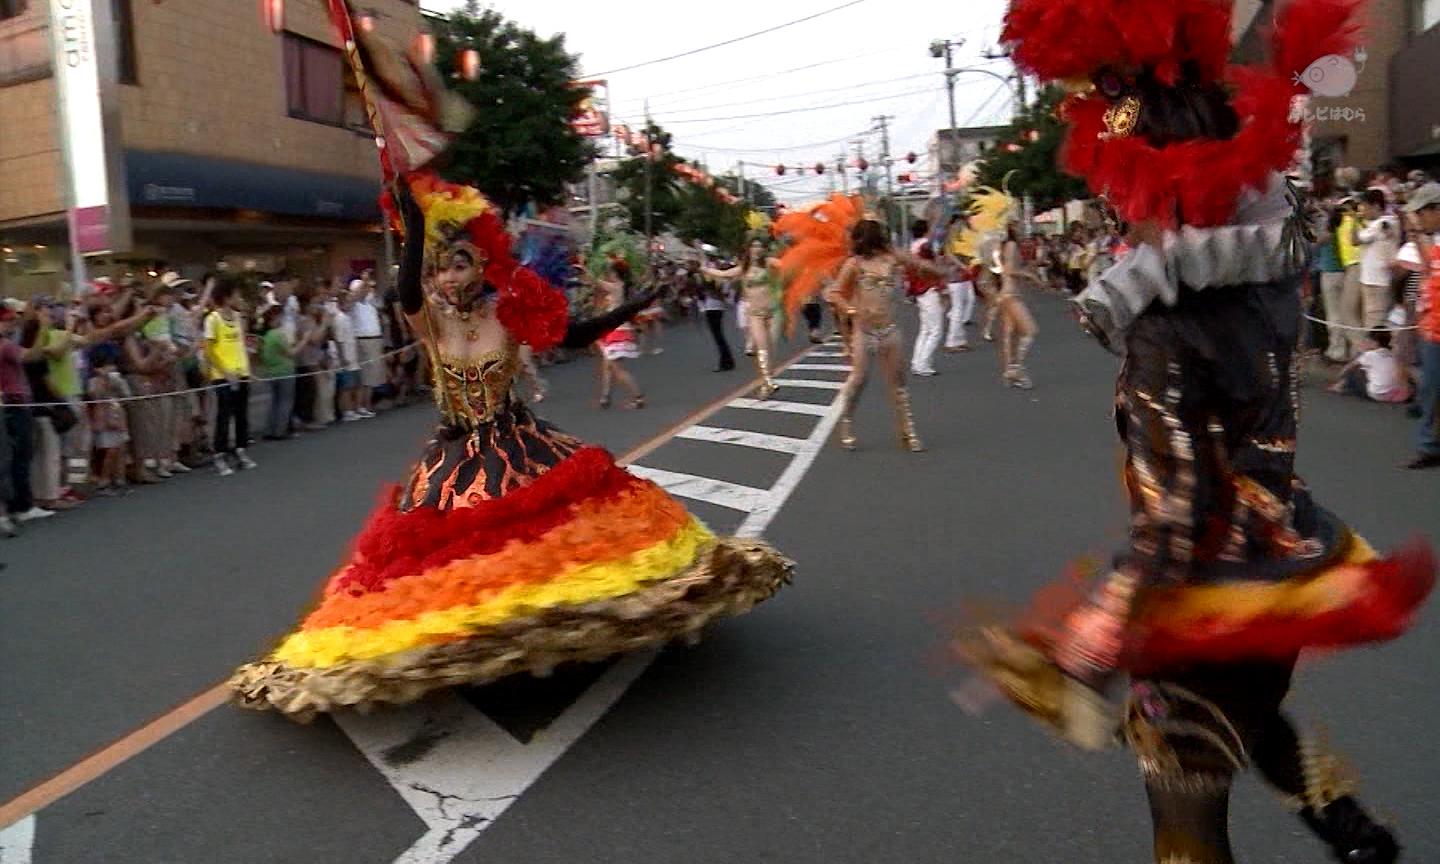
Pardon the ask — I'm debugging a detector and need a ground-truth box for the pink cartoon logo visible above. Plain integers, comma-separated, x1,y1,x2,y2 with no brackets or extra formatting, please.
1294,48,1367,98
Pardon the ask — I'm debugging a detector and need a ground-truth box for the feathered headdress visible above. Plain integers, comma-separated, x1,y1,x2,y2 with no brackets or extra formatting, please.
774,194,863,327
333,0,567,350
951,186,1018,261
1002,0,1366,227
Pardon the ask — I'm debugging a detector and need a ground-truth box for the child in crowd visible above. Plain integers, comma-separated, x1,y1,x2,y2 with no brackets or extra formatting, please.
86,343,131,495
1329,327,1410,402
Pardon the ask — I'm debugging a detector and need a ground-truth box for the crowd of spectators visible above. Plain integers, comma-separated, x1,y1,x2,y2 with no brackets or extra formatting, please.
0,267,422,536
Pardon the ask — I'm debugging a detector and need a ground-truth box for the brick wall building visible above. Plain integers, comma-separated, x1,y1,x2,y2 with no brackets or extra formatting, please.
1232,0,1440,178
0,0,422,296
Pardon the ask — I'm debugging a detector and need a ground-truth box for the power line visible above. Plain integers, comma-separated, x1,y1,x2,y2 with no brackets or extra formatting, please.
611,46,910,107
669,131,866,155
586,0,869,77
656,86,938,125
653,72,943,118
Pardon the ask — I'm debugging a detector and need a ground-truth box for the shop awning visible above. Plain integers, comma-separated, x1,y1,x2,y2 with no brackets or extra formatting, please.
125,150,381,222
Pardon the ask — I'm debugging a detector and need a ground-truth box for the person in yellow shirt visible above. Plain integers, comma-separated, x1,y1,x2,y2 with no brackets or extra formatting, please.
1334,199,1364,358
203,278,256,476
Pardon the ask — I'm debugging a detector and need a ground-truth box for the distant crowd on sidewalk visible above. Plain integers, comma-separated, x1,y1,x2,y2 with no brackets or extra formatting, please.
0,267,425,537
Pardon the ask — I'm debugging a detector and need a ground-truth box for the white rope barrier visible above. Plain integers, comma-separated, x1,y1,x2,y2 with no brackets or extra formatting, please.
3,343,421,410
1303,313,1418,333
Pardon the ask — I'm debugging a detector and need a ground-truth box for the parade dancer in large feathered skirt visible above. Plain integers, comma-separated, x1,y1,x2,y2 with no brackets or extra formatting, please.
229,2,790,721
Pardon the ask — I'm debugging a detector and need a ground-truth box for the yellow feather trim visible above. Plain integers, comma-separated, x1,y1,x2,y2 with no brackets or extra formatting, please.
271,519,714,668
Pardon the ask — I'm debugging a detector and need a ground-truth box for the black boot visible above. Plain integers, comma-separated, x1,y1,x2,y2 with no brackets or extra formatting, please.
1299,796,1399,863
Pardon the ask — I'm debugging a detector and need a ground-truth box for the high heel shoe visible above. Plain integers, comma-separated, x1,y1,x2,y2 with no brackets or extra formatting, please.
837,416,857,451
627,394,646,410
894,387,925,452
755,348,779,399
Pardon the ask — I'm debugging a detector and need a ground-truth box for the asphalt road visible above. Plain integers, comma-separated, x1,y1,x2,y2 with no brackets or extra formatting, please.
2,295,1436,863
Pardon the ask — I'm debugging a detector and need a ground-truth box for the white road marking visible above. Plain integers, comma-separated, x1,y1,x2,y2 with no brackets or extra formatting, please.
624,466,769,513
770,378,844,390
328,340,847,864
728,397,832,417
0,816,33,864
676,425,808,455
786,363,853,372
335,653,653,864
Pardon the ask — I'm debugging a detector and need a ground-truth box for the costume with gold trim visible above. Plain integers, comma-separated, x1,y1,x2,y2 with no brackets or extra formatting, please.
229,2,791,721
956,1,1431,861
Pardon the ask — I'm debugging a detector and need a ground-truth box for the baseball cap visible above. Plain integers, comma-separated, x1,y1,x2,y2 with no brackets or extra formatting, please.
1402,182,1440,213
159,271,194,290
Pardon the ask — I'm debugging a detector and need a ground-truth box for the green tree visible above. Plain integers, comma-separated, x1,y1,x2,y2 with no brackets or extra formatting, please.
432,9,594,213
611,121,685,235
975,84,1089,213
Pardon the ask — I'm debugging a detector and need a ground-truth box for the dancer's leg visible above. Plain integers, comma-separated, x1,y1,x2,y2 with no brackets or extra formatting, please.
836,330,870,449
879,330,922,451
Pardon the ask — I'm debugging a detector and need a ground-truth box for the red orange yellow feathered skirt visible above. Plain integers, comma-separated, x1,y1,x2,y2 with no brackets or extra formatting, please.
230,404,792,721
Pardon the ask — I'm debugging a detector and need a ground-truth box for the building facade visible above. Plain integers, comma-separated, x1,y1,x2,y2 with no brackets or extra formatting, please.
0,0,421,297
927,125,1007,189
1232,0,1440,176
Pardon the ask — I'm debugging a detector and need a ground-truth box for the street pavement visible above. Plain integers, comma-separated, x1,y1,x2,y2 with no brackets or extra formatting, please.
2,295,1436,863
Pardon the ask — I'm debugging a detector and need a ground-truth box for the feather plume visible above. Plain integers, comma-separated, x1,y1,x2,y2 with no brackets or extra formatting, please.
774,194,862,326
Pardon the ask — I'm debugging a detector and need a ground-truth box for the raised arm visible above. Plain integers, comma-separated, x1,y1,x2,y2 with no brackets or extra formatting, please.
892,249,945,281
560,287,659,350
701,263,743,282
392,181,432,343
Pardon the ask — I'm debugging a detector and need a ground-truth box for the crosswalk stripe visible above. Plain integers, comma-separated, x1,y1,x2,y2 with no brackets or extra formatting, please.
727,397,832,417
772,378,844,390
624,466,770,512
676,425,809,454
786,363,853,372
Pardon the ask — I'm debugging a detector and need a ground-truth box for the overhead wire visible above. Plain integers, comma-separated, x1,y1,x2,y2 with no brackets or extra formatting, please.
586,0,869,77
653,86,940,125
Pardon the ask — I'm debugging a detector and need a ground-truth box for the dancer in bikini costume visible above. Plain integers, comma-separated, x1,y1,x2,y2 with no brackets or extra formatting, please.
956,0,1434,861
702,239,783,398
229,1,791,720
775,196,942,452
592,260,645,410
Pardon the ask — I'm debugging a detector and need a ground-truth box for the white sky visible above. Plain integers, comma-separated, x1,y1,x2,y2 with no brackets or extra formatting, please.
420,0,1017,203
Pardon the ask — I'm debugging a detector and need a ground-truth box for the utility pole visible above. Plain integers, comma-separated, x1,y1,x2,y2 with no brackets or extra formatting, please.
930,37,965,198
642,102,654,247
873,114,896,242
738,159,749,206
838,152,849,194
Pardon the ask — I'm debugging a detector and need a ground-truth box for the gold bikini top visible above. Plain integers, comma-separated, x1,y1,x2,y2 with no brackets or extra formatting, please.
429,340,520,430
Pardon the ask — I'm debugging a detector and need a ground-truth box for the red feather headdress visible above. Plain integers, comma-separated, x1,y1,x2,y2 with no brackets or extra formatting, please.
1003,0,1366,227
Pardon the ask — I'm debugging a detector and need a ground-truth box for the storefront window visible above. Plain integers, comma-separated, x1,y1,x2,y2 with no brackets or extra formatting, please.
283,34,344,125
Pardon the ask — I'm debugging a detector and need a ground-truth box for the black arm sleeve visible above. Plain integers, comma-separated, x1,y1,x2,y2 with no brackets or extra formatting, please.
394,185,425,315
560,289,658,349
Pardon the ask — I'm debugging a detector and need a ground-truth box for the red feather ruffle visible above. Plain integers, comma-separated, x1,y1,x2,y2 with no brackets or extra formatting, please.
1059,67,1300,227
1127,539,1436,674
332,447,633,595
498,266,570,351
1002,0,1231,84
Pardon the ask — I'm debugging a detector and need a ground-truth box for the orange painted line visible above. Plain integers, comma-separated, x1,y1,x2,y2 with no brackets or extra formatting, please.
0,344,813,829
0,683,230,829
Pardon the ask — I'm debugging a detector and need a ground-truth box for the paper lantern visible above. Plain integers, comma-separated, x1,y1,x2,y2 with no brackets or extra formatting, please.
413,33,436,66
905,151,917,163
814,162,825,175
262,0,284,34
856,157,869,172
460,48,481,80
775,164,786,176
